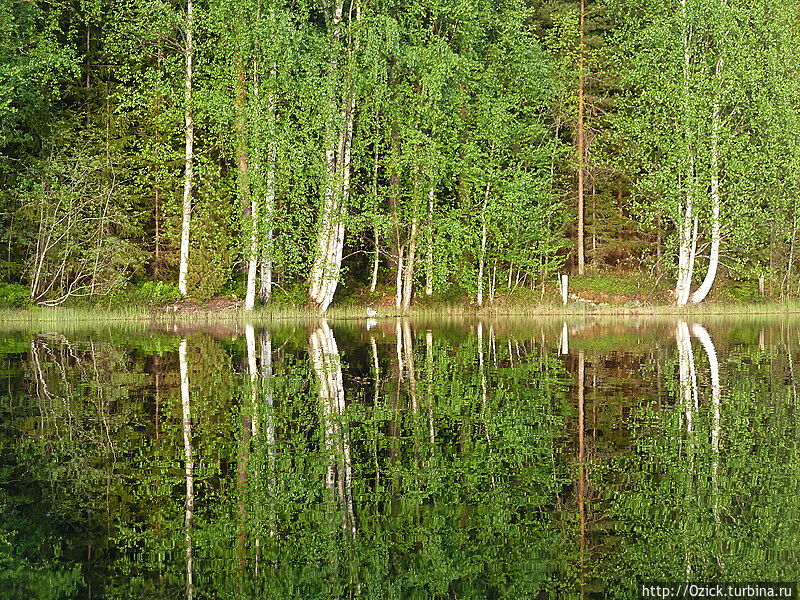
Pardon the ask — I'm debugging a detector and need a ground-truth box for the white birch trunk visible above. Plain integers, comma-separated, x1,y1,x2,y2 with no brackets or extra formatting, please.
178,0,194,297
425,186,434,296
676,204,694,306
309,145,339,304
488,261,496,304
402,217,417,309
477,183,490,307
690,60,722,304
395,245,404,310
245,200,259,310
675,0,694,307
370,226,379,292
238,56,257,311
308,0,357,313
259,64,277,305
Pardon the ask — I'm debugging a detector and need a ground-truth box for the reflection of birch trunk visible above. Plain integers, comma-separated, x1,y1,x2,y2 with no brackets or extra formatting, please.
691,323,721,523
30,339,53,403
235,325,258,568
258,328,275,571
179,339,194,600
425,330,435,444
675,321,696,579
155,367,162,441
478,322,487,408
478,322,491,447
246,325,259,437
788,344,798,406
691,324,720,451
309,320,355,535
676,322,698,432
560,322,569,355
370,335,380,402
260,329,275,495
401,320,418,412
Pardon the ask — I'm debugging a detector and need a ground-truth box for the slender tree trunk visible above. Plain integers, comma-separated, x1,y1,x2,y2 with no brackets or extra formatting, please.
675,0,695,306
395,245,404,309
489,260,497,304
576,0,586,275
370,144,380,293
591,184,596,264
308,0,358,313
402,217,417,309
258,63,277,304
784,204,797,297
387,116,402,306
236,58,259,311
676,187,697,307
178,0,194,297
690,59,722,304
425,185,434,296
154,188,162,276
370,226,380,292
675,198,694,308
477,183,490,307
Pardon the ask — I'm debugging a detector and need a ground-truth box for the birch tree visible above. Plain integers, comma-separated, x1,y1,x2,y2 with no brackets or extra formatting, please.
178,0,194,297
307,0,360,312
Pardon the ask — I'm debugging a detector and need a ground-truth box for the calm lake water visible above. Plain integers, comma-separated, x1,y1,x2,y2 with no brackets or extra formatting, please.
0,317,798,599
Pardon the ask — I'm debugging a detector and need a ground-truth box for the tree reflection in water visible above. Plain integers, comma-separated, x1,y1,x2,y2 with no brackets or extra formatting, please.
0,318,797,598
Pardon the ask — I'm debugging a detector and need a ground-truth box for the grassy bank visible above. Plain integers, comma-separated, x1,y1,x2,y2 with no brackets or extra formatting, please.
1,271,795,324
3,299,800,327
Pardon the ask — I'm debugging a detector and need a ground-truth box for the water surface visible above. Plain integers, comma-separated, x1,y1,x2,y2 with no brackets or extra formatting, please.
0,317,797,599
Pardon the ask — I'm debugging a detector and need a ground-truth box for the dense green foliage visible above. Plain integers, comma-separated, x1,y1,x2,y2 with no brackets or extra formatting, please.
2,0,800,308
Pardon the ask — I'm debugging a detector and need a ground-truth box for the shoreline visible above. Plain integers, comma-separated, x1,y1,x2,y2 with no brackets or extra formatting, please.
1,300,800,325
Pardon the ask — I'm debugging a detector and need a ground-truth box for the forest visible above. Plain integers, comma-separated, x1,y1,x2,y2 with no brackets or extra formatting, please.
2,0,799,311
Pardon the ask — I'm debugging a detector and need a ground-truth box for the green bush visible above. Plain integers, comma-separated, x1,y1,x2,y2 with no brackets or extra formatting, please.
125,281,181,305
724,281,763,303
0,284,33,308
